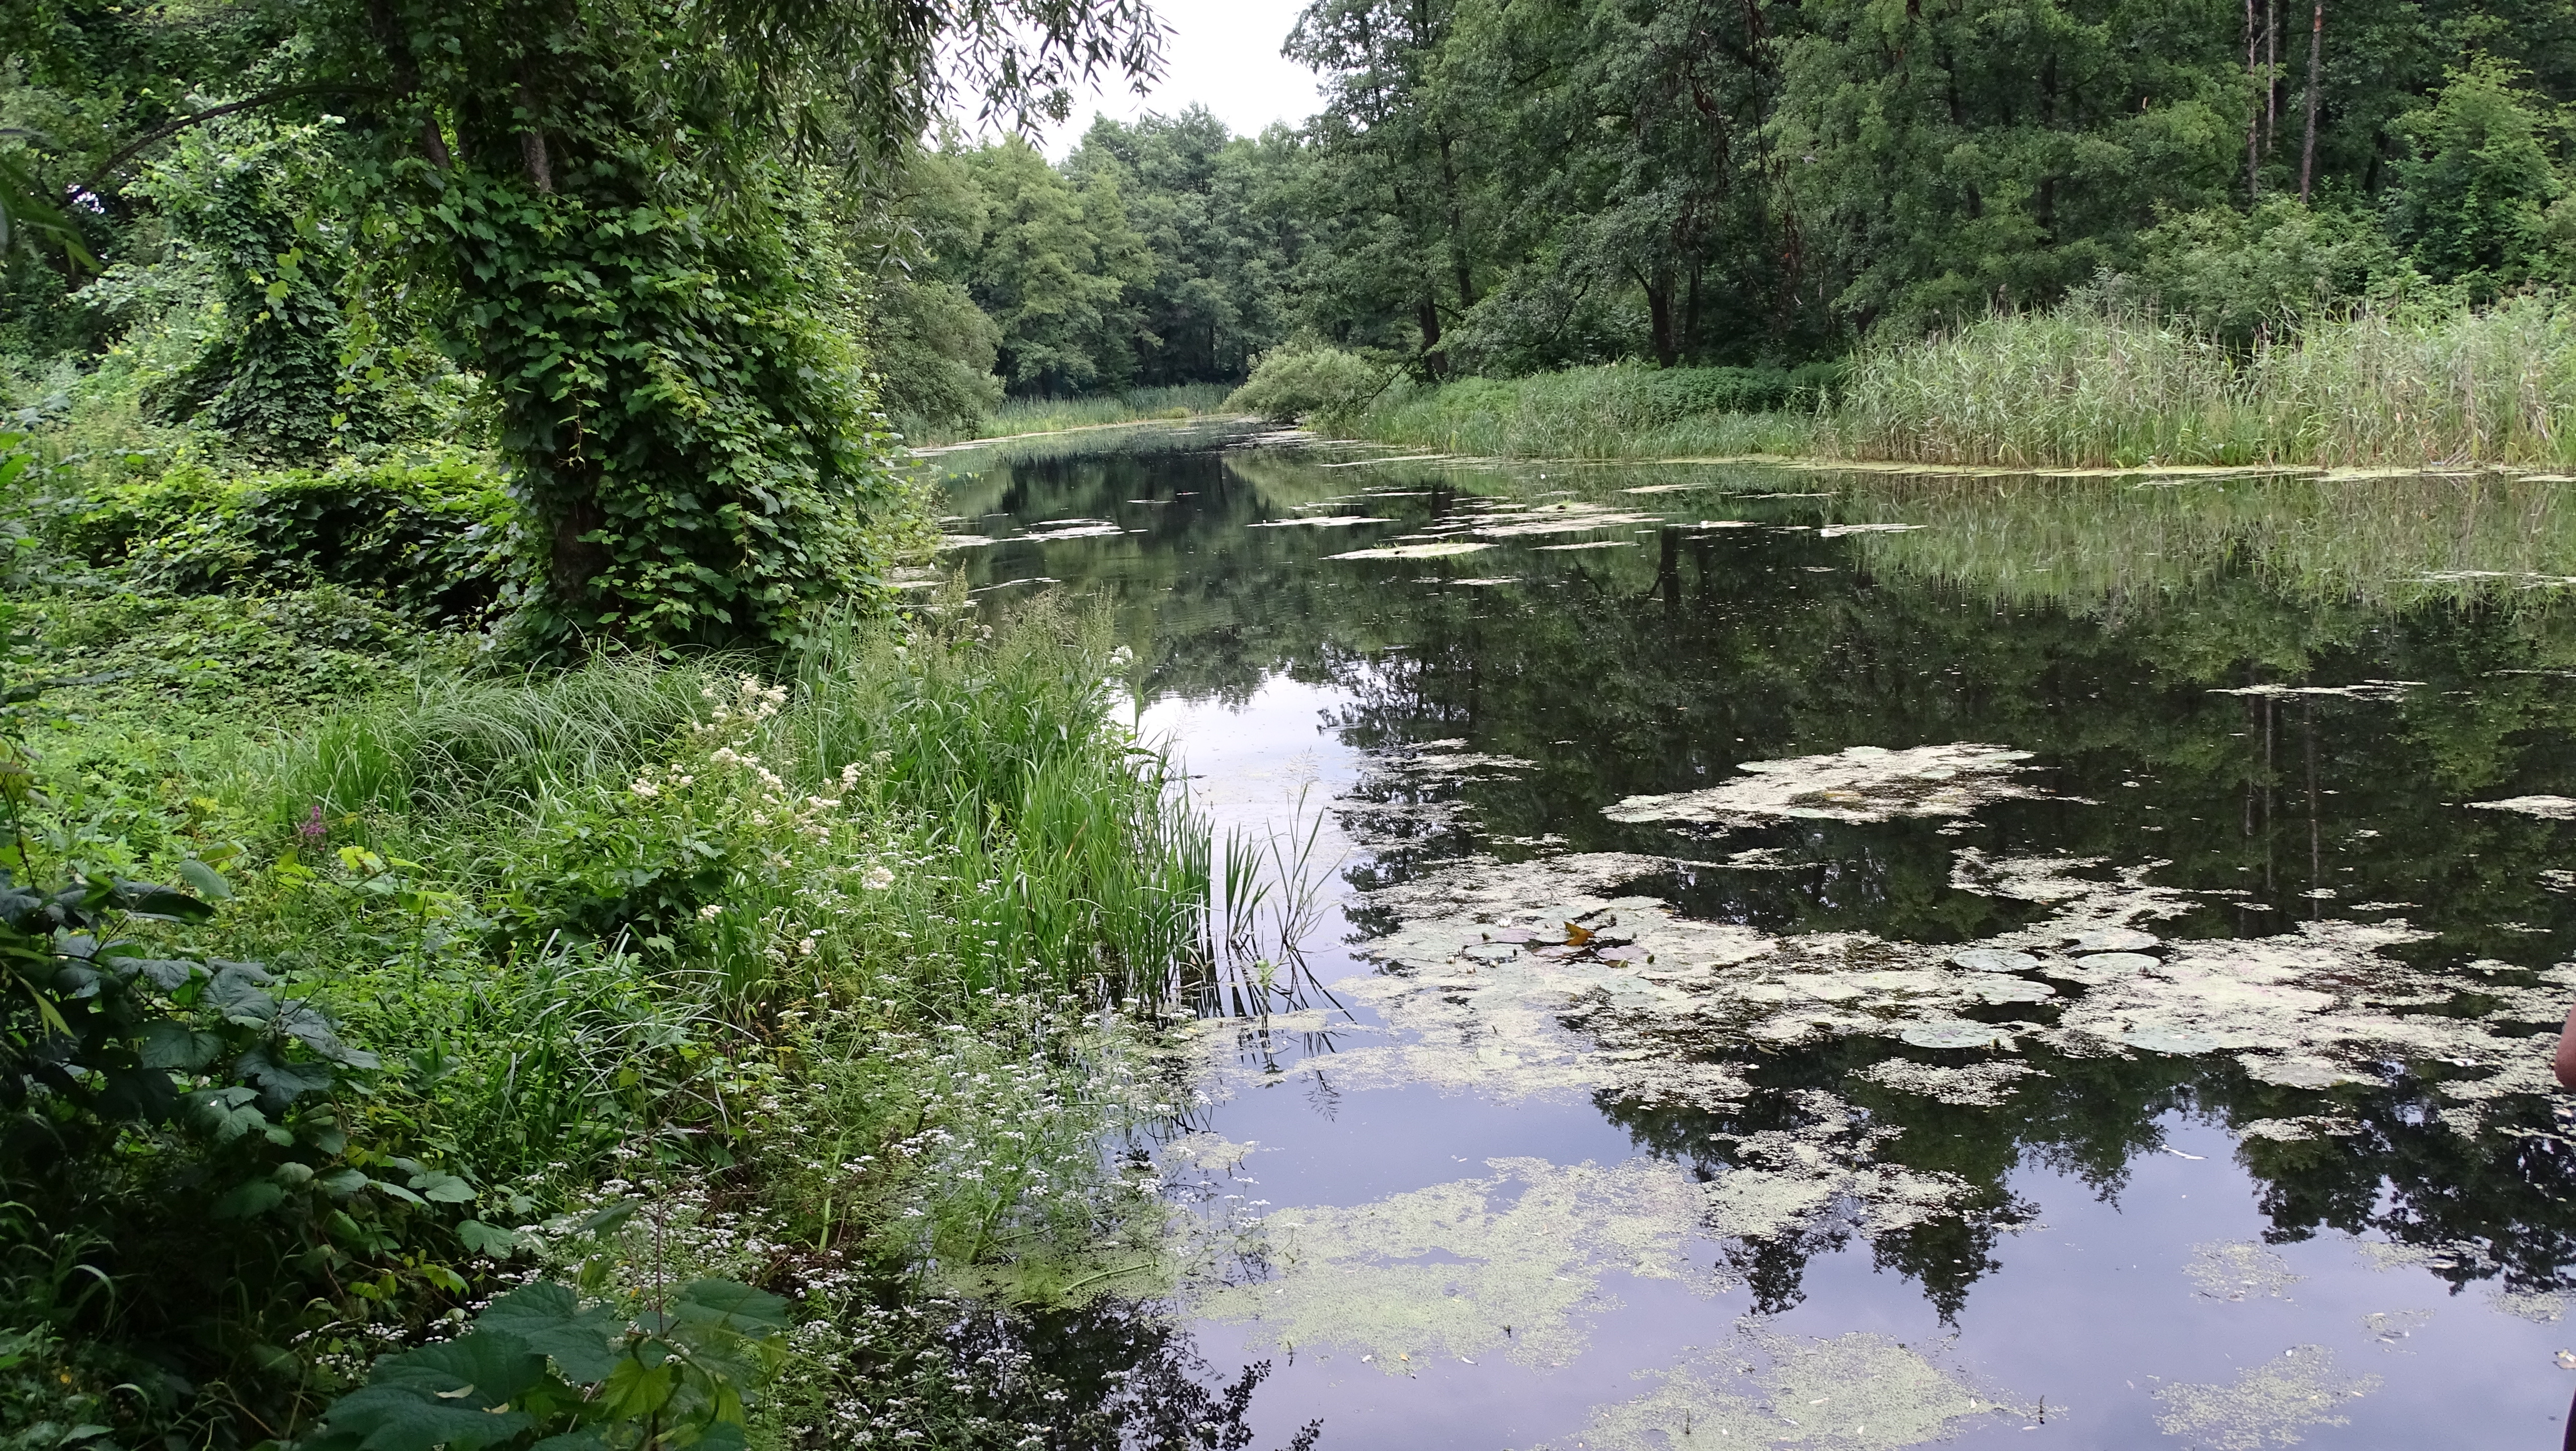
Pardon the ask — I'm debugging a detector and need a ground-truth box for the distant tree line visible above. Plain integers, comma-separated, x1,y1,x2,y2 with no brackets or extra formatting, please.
874,0,2575,425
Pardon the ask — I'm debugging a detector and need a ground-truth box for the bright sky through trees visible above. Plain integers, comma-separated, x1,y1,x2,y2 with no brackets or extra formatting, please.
1026,0,1318,157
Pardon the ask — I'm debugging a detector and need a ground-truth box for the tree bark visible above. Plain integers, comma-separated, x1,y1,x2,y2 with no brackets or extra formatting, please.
2245,0,2261,201
1417,296,1446,378
2264,0,2277,154
2300,0,2324,201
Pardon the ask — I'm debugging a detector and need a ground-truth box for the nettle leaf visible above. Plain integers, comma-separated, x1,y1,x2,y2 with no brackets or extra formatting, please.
318,1166,370,1197
476,1283,623,1382
206,962,279,1022
322,1330,552,1451
279,1003,383,1069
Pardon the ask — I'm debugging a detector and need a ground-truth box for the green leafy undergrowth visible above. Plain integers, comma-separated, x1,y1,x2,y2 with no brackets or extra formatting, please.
42,448,514,625
310,1278,789,1451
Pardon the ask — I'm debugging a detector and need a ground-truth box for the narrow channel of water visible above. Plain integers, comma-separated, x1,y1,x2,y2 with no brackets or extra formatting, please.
940,425,2576,1449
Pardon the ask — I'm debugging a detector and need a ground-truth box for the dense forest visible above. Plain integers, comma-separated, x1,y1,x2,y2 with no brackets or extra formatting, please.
13,0,2574,446
871,0,2576,427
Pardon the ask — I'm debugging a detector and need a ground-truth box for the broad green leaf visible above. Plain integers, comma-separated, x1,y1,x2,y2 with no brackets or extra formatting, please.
112,882,215,924
454,1219,524,1262
139,1020,221,1070
323,1329,550,1451
212,1180,287,1219
175,860,234,900
669,1279,789,1336
410,1170,476,1204
475,1282,623,1382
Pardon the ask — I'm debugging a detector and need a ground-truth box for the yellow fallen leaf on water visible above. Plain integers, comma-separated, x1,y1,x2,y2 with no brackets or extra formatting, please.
1564,923,1594,947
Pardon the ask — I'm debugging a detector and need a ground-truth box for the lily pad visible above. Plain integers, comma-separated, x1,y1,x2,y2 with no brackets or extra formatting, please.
1899,1021,2017,1049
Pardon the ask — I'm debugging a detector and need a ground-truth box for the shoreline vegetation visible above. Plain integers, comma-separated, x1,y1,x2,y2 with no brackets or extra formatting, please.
1278,297,2576,471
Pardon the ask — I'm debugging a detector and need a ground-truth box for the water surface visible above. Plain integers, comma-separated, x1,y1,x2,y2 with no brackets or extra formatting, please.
938,427,2576,1449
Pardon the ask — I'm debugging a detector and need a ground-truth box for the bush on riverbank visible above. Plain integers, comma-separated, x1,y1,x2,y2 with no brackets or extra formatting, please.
1331,296,2576,469
0,401,1213,1448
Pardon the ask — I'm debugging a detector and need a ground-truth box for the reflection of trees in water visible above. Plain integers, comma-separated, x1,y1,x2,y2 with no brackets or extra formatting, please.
1590,1040,2576,1324
955,444,2576,1326
854,1292,1319,1451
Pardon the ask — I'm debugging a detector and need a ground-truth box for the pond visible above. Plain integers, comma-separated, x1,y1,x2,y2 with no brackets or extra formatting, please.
932,423,2576,1450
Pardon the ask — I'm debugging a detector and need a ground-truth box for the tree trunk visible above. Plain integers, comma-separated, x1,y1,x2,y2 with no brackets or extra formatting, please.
1646,264,1677,368
2264,0,2277,154
2245,0,2261,201
2300,0,2324,201
1418,296,1446,378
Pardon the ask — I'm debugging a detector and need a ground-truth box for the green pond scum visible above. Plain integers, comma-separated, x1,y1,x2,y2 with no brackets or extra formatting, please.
918,424,2576,1447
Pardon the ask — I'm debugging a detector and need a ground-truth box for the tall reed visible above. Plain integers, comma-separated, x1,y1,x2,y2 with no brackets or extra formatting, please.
1838,297,2576,467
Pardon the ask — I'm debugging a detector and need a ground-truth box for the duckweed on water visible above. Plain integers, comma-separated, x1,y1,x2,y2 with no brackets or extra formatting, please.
1193,1157,1709,1370
1604,743,2053,827
2151,1346,2378,1451
1569,1327,2012,1451
2186,1241,2304,1301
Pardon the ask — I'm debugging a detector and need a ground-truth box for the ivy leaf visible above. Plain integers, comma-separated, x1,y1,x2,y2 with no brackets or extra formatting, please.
475,1282,623,1382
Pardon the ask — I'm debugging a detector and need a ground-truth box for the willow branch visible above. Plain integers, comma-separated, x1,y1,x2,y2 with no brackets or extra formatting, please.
72,83,384,201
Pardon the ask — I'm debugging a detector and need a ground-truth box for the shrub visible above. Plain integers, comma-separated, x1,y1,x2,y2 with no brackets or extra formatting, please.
1224,344,1386,424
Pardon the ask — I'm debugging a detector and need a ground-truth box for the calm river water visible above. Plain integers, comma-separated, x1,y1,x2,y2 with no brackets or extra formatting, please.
936,423,2576,1450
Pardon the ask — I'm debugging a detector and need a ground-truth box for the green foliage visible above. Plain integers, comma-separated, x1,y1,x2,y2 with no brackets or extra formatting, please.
946,138,1155,397
2387,60,2569,300
310,1279,789,1451
865,274,1005,439
52,449,513,623
1341,360,1839,457
2109,199,2420,345
1223,342,1384,424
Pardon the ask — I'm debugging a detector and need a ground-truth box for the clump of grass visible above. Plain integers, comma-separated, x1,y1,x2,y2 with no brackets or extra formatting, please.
1350,363,1831,459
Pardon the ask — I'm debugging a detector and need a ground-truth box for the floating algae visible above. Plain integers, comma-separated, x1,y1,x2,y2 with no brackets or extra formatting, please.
1309,843,2570,1139
2468,795,2576,819
1193,1157,1708,1371
2152,1346,2378,1450
1572,1325,2013,1451
1605,743,2049,827
1856,1058,2044,1107
1328,541,1496,560
2211,680,2419,701
2187,1241,2303,1300
1245,515,1393,527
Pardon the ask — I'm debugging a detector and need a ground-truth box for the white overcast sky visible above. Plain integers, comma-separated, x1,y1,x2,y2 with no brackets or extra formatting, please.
955,0,1322,158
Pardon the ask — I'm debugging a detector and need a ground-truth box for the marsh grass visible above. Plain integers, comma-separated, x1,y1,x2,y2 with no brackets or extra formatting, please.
1341,299,2576,468
1840,297,2576,468
1353,365,1827,460
262,601,1212,1015
907,384,1237,448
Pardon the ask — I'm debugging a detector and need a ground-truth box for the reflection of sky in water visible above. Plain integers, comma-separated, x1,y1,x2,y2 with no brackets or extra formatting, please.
945,431,2576,1448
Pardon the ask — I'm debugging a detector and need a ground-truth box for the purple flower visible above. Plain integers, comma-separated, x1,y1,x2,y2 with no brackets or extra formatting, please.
299,804,327,843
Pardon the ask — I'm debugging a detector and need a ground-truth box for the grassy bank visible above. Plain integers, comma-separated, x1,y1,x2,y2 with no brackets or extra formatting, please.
910,384,1237,448
0,378,1225,1448
1334,297,2576,469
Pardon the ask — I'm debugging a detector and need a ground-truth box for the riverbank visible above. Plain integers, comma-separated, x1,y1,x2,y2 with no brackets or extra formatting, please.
908,383,1237,448
1324,297,2576,469
0,389,1212,1448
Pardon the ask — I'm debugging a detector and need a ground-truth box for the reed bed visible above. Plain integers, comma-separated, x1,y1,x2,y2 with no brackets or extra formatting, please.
1839,298,2576,468
1341,298,2576,469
